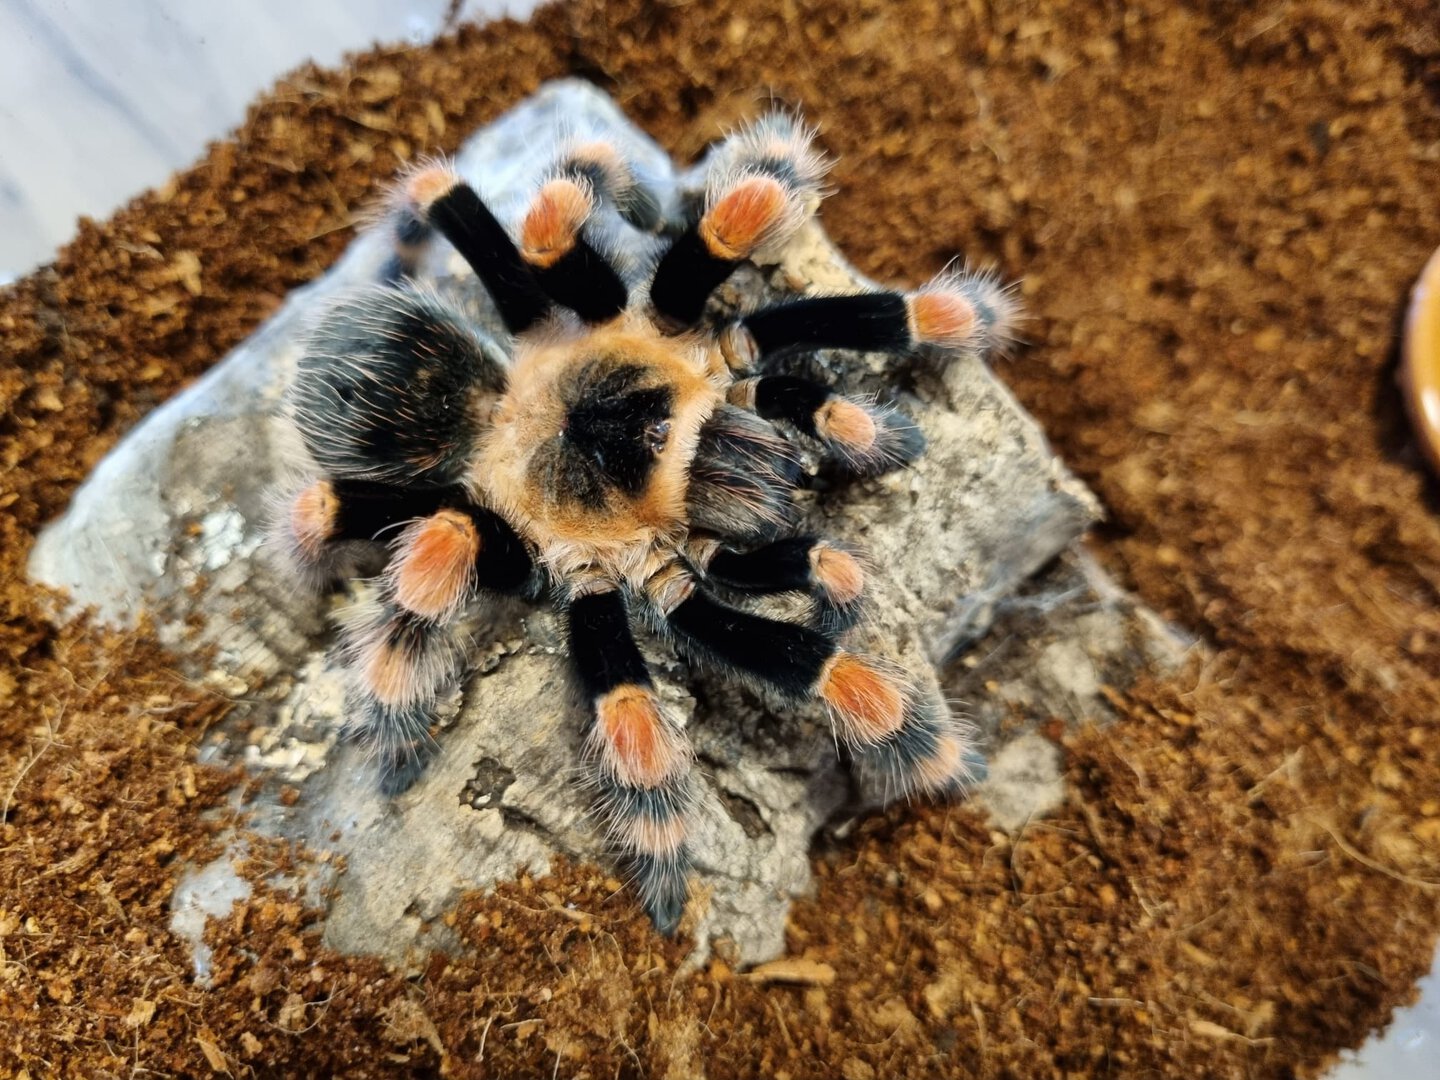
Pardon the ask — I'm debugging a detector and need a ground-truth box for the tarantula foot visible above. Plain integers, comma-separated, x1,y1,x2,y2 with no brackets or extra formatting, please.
632,851,690,937
376,739,439,796
337,696,440,796
828,402,925,476
859,692,983,803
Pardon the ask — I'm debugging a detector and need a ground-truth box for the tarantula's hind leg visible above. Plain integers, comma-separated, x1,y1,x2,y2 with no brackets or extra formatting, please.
340,504,534,794
568,587,697,934
649,573,976,796
269,477,455,590
685,535,867,635
727,374,924,477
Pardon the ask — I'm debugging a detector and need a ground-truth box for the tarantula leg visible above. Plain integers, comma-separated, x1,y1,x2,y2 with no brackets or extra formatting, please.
719,292,912,370
341,504,534,795
727,375,924,476
655,581,976,798
551,139,663,230
272,478,456,588
648,574,888,742
386,505,534,618
339,600,463,795
720,268,1019,369
649,113,830,330
567,588,695,935
379,202,432,283
855,691,982,804
517,176,629,322
685,535,866,634
401,164,553,334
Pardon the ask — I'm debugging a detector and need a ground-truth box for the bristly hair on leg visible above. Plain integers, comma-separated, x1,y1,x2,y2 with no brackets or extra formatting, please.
334,589,473,793
850,688,984,806
817,395,926,478
908,263,1024,358
702,111,833,230
264,473,352,592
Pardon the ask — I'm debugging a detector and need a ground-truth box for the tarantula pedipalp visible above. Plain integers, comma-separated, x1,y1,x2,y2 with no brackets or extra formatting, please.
275,114,1016,933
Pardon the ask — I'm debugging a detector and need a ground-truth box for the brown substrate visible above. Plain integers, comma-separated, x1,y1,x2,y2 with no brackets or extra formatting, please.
3,1,1439,1076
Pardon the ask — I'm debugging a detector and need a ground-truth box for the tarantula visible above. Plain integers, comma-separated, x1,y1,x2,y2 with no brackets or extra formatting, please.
275,114,1014,933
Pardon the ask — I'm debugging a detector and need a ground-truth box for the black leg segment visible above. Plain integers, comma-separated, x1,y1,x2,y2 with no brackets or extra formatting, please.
739,291,912,361
532,236,629,322
424,181,553,334
665,589,836,699
649,228,740,330
567,589,653,699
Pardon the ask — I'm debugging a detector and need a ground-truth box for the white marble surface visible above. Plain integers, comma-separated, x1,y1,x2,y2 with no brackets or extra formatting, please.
1329,945,1440,1080
0,0,541,280
1,3,1437,1075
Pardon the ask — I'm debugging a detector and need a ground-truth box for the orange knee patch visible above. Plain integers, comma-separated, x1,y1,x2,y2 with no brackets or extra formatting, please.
520,178,592,268
815,399,877,451
810,544,865,606
819,654,905,744
404,164,461,212
700,176,788,260
391,510,479,619
290,480,339,560
595,685,686,790
908,289,978,347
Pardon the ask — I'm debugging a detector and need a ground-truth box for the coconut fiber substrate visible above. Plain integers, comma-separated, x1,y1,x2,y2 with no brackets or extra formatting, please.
3,1,1439,1077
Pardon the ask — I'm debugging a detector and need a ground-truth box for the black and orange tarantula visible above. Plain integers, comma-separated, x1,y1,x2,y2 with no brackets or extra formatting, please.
276,115,1014,933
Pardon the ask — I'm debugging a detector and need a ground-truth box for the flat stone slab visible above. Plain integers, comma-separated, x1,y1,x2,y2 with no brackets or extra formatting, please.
29,80,1166,969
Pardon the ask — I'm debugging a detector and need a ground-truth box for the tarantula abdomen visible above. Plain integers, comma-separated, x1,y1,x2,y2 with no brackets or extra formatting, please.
292,288,506,487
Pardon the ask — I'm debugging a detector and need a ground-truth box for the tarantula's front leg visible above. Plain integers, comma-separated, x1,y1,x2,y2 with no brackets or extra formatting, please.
684,535,867,635
341,504,534,794
646,568,974,799
719,269,1018,370
401,166,554,334
567,586,696,934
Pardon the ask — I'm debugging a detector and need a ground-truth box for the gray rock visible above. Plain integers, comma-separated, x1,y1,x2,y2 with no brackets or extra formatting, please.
28,80,1172,970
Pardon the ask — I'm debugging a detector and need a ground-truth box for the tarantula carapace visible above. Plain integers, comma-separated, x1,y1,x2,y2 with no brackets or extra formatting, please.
276,114,1015,933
